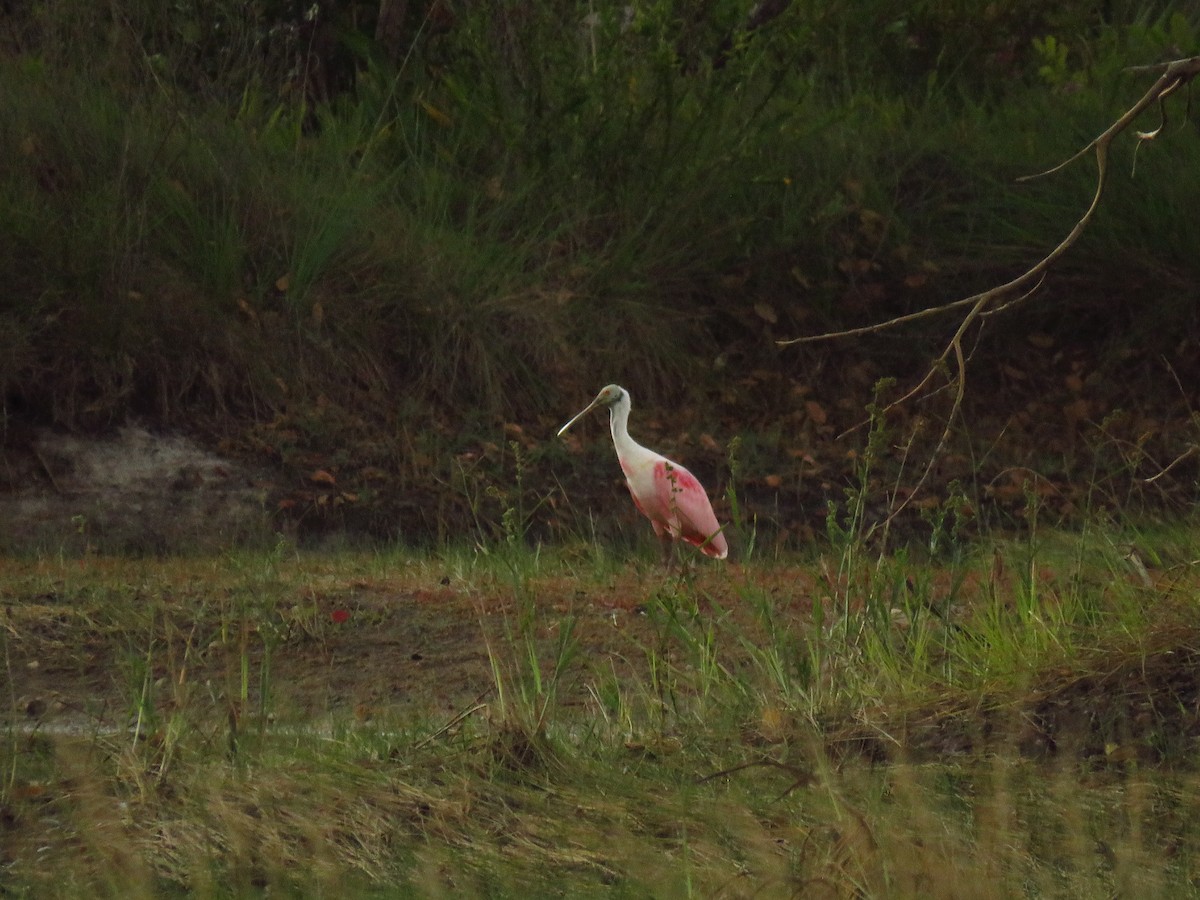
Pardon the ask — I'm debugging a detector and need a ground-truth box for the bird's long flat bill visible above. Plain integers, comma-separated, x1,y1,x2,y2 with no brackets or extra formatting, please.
556,395,602,437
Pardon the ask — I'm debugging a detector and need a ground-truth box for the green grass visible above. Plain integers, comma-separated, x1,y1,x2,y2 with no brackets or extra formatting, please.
3,5,1198,431
3,516,1200,896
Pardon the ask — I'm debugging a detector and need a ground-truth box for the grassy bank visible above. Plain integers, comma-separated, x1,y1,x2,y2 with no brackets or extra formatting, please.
3,512,1199,895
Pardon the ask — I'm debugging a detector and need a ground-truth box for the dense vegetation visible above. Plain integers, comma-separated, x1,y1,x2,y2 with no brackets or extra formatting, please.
2,0,1199,546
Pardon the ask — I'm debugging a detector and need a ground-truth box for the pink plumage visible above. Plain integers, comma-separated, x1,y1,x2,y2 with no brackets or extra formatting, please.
558,385,728,563
624,458,728,559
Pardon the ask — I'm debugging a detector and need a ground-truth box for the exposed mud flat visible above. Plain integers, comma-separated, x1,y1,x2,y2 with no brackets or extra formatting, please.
0,426,274,554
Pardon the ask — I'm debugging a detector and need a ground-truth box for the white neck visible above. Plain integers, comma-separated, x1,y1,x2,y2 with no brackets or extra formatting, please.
608,389,644,458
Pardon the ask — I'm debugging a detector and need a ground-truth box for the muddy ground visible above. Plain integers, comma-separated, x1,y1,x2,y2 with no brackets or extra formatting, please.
4,562,800,727
6,549,1200,772
3,347,1200,765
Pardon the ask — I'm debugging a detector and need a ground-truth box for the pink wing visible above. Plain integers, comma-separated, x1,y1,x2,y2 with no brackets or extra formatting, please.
652,461,728,559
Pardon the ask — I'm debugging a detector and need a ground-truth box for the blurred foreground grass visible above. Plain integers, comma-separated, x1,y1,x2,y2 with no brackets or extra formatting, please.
3,519,1199,896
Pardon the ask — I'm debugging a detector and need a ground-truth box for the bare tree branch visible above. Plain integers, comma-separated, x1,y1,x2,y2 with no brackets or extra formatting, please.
779,56,1200,351
776,56,1200,527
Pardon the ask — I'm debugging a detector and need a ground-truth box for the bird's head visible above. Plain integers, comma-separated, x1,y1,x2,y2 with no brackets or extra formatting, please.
592,384,625,408
557,384,628,437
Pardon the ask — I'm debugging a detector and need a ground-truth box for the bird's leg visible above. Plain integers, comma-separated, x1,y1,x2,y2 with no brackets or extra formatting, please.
659,534,676,572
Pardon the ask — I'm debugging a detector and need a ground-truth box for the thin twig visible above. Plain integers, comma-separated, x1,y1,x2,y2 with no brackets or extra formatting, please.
32,447,63,493
412,688,492,750
697,756,815,799
1145,446,1198,484
776,55,1200,519
779,56,1200,350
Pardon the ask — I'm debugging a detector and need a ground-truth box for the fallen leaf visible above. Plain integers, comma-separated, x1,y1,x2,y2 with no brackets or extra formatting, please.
275,273,291,292
11,782,48,801
837,257,876,276
804,400,828,425
309,469,337,485
418,99,452,127
1063,398,1090,424
624,737,682,758
758,706,787,743
754,302,778,324
764,474,783,488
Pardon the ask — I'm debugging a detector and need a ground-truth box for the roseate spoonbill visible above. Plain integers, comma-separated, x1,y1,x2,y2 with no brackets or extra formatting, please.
557,385,728,564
